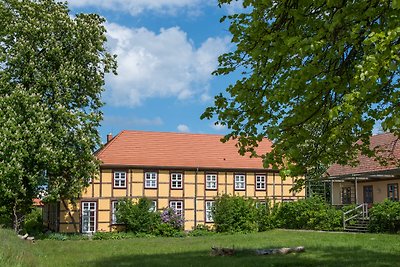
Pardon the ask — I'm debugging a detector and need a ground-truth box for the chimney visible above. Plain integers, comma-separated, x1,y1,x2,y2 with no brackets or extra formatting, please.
107,133,113,142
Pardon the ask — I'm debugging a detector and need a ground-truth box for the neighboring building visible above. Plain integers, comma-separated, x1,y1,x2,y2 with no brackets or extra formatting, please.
44,130,305,233
326,132,400,206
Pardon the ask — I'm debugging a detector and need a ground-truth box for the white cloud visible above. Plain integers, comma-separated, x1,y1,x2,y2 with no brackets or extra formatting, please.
211,122,227,131
105,23,230,107
177,124,190,132
103,115,163,128
67,0,208,16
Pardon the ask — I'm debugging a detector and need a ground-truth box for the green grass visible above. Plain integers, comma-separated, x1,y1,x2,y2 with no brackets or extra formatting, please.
2,229,400,266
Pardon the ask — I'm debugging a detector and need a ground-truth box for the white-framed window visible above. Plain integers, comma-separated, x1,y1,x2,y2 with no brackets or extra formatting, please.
205,201,215,222
113,171,126,188
145,172,157,188
111,201,118,224
82,202,96,233
149,200,157,212
171,173,183,189
206,174,217,190
234,174,246,190
255,175,266,190
169,200,183,216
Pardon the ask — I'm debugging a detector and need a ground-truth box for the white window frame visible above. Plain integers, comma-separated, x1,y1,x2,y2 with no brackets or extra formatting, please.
145,172,158,189
111,201,118,224
205,174,217,190
255,175,266,190
169,200,183,217
205,201,215,222
81,202,96,233
113,171,126,188
149,200,157,212
171,173,183,189
234,174,246,190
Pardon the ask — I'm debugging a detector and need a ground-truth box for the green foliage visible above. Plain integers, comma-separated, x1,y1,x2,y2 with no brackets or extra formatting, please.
368,200,400,233
116,198,161,234
274,197,342,231
22,208,43,236
188,224,215,237
0,0,117,229
256,200,276,232
202,0,400,181
212,194,258,233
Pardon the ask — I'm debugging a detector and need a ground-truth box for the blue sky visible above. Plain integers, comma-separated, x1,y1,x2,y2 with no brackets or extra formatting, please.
66,0,245,142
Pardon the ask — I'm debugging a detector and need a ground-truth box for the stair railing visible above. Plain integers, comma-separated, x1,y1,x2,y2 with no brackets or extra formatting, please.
343,203,369,229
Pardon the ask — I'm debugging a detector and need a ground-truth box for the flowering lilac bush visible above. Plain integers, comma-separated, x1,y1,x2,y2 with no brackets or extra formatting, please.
160,208,184,230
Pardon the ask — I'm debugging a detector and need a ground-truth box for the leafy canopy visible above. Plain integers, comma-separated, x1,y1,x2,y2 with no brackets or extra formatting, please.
0,0,116,226
202,0,400,179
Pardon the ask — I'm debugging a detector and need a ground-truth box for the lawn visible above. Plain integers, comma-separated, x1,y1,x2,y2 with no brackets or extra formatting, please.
2,229,400,267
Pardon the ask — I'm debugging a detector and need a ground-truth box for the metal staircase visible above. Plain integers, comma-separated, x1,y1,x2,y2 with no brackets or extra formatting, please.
343,203,369,233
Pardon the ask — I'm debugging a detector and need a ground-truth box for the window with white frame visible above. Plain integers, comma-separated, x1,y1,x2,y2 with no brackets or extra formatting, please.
171,173,183,189
111,201,118,224
255,175,266,190
145,172,157,188
114,171,126,188
149,200,157,212
206,174,217,190
205,201,215,222
169,200,183,216
234,174,246,190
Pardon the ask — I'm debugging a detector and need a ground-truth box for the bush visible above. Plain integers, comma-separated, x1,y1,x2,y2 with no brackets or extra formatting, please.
274,197,342,231
116,198,161,234
368,199,400,233
256,200,276,232
160,208,184,230
213,194,258,233
23,208,43,236
188,224,215,236
153,222,181,237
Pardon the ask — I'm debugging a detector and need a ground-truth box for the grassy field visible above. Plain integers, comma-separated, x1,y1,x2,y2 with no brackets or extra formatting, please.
2,228,400,267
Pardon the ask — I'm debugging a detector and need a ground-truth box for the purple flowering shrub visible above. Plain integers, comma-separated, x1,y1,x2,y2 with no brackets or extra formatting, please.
160,208,184,230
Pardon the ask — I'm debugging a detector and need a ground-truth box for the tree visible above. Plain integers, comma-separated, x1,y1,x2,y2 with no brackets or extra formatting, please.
0,0,117,231
202,0,400,181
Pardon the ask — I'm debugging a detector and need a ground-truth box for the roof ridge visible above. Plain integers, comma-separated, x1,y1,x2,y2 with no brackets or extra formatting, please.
121,129,226,137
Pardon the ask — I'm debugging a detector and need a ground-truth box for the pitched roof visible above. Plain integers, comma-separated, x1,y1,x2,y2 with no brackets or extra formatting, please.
96,130,273,170
327,132,400,178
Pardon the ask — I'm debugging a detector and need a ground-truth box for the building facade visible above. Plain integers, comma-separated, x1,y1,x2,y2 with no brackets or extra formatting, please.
44,130,305,233
326,132,400,206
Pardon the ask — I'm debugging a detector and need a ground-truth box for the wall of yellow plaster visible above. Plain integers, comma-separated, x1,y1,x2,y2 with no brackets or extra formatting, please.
56,168,305,233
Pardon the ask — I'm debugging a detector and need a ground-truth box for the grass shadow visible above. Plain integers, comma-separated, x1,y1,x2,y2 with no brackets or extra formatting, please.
87,244,400,267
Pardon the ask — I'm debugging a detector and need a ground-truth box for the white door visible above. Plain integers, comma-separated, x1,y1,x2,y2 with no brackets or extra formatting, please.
82,202,96,233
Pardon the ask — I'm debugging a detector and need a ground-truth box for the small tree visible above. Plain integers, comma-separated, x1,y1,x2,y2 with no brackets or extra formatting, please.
212,194,257,233
116,198,160,234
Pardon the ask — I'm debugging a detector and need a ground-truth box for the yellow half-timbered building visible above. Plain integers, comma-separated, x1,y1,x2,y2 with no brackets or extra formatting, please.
44,130,305,233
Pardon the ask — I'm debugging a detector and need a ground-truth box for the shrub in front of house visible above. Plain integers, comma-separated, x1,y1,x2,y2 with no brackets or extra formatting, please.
23,207,44,236
116,198,161,234
368,199,400,233
212,194,258,233
256,199,276,232
274,197,342,231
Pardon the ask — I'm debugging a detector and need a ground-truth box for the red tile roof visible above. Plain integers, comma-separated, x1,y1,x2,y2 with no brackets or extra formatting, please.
327,133,400,177
96,130,273,170
33,198,43,207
